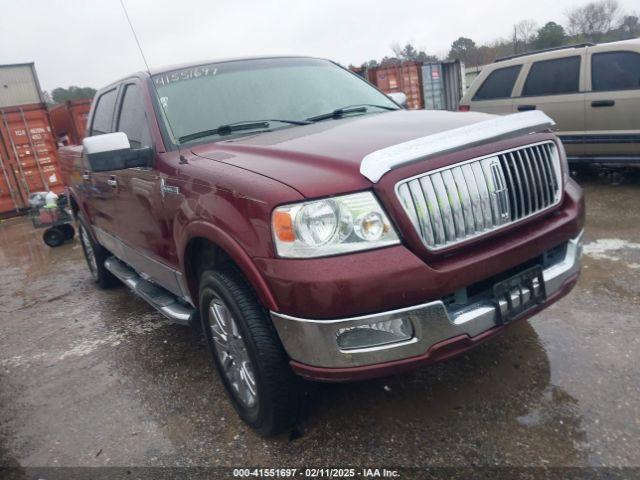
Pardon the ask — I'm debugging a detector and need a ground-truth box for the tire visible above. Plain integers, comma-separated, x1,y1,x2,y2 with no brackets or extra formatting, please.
199,266,301,436
60,223,75,240
43,227,64,247
77,216,119,289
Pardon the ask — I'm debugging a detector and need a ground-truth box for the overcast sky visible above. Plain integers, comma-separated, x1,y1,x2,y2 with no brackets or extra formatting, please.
0,0,637,92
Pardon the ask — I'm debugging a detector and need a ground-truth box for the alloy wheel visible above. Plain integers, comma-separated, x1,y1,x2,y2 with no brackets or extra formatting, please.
208,295,258,409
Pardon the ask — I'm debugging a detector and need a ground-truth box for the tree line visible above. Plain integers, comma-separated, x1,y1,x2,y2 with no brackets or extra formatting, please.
357,0,639,69
42,86,97,106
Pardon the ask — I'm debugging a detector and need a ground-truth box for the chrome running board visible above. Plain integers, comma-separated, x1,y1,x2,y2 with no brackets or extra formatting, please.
105,256,196,326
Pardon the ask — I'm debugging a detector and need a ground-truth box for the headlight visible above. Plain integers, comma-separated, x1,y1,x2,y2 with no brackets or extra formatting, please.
272,192,400,258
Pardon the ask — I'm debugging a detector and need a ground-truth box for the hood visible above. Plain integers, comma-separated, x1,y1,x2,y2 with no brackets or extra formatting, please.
191,109,494,198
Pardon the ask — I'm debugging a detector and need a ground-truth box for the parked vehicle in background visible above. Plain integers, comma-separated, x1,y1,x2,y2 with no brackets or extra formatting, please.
59,56,584,436
49,99,92,146
459,38,640,166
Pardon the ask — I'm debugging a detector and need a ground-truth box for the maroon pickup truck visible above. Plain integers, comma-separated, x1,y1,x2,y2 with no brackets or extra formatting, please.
60,56,584,435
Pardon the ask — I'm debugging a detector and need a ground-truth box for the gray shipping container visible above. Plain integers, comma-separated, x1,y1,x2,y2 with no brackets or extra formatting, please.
464,65,483,92
421,60,466,111
0,63,44,108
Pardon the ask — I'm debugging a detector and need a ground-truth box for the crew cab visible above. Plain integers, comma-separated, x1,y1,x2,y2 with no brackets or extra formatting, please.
60,56,584,436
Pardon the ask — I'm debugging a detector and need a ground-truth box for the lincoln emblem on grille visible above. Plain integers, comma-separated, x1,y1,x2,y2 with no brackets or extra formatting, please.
489,160,510,223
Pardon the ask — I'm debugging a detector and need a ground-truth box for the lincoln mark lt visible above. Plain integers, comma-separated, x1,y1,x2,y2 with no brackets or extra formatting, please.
60,57,585,435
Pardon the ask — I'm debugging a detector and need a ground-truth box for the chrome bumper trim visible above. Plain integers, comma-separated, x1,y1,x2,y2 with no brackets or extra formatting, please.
271,230,583,369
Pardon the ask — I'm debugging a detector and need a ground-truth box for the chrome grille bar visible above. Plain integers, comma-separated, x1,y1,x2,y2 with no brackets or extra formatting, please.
395,141,562,250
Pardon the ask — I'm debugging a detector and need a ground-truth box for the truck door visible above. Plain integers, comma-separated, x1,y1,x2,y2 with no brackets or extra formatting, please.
111,81,184,297
514,53,587,158
84,88,121,234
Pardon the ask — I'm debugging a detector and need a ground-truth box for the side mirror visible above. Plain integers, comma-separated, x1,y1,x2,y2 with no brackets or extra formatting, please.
83,132,153,172
388,91,408,108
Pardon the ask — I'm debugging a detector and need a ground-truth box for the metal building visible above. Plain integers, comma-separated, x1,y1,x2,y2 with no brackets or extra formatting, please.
0,63,44,109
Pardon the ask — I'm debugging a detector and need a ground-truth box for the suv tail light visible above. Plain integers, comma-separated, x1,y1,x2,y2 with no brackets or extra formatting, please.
458,105,470,112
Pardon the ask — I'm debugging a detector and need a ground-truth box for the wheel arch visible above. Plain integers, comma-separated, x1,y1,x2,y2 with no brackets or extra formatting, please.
180,221,278,312
68,189,100,243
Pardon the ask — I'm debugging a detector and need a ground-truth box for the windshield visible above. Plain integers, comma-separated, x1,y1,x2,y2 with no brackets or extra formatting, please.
151,57,398,144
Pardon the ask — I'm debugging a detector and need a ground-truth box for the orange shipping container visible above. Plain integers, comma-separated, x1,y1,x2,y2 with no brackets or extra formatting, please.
0,103,65,214
0,151,22,214
49,98,92,145
369,62,424,110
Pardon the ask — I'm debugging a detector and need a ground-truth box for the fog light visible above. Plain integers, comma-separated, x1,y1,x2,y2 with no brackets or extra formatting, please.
336,318,413,350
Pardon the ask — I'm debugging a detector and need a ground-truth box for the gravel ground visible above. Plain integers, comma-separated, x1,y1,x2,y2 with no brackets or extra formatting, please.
1,172,639,476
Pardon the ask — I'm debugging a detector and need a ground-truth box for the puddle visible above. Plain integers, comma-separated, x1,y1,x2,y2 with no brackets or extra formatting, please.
582,238,640,262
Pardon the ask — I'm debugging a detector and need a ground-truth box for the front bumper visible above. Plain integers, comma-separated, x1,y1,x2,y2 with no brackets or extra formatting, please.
271,230,583,375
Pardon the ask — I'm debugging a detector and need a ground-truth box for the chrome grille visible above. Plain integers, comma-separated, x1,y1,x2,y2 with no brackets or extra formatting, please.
396,141,562,250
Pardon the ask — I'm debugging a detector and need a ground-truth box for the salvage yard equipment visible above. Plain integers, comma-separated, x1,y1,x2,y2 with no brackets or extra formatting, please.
29,191,74,247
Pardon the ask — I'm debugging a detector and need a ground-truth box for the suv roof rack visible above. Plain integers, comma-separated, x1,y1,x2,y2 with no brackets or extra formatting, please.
496,43,594,62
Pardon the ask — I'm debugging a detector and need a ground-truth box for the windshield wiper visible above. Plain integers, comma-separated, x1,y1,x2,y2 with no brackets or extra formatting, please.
178,119,311,144
306,104,398,123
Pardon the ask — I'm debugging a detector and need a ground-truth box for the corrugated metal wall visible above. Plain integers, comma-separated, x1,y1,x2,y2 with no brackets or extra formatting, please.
0,63,43,109
49,99,92,145
0,103,65,215
370,62,424,110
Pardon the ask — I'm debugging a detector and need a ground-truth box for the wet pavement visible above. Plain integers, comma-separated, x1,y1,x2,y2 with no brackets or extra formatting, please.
1,173,639,471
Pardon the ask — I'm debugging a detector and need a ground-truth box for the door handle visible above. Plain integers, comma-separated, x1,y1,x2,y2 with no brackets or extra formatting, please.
107,176,118,188
591,100,615,107
81,170,91,181
517,104,537,111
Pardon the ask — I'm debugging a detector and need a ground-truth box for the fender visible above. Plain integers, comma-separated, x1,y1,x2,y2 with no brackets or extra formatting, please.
178,220,278,311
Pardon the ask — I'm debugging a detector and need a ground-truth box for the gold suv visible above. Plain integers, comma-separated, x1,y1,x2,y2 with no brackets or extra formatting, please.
460,38,640,166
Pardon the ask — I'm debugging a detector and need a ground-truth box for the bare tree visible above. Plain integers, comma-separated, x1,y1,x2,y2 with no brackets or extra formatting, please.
515,19,538,48
566,0,620,41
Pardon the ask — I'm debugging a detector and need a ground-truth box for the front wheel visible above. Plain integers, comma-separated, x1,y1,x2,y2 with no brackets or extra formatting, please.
199,267,301,436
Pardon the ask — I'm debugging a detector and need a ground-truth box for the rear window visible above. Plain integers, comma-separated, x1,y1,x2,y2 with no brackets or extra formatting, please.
90,89,118,136
523,56,581,97
592,51,640,92
473,65,521,101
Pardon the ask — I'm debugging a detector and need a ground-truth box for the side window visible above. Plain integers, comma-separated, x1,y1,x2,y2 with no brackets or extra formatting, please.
90,89,118,136
592,51,640,92
473,65,521,101
523,56,581,97
116,83,152,149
